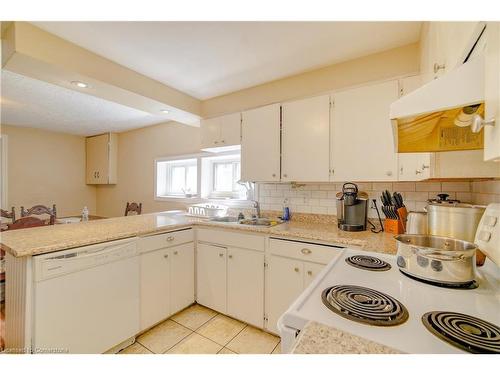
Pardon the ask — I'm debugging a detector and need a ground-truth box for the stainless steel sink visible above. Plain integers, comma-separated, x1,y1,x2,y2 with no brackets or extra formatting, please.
209,216,281,227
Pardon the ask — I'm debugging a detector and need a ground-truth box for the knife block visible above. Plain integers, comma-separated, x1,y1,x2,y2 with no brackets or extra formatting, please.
384,207,408,234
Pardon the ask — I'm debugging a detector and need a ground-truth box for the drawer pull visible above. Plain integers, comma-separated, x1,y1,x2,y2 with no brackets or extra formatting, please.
219,253,224,257
228,254,233,259
307,270,312,276
173,251,178,255
166,236,174,242
164,254,169,259
301,248,312,255
294,267,300,272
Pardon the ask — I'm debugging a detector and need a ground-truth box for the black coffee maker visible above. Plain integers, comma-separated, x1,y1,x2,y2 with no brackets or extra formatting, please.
335,182,368,232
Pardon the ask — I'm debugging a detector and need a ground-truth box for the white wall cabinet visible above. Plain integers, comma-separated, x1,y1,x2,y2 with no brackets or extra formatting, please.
139,230,194,330
196,243,227,313
331,80,399,181
241,103,281,182
281,95,330,182
484,22,500,161
200,113,241,149
86,133,117,184
227,247,265,327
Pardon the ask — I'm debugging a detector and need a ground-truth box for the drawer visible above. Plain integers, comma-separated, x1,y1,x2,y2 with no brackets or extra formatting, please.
197,228,265,252
139,228,193,253
269,238,343,264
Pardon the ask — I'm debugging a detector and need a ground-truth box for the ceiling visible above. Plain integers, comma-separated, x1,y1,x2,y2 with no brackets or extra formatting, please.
1,70,171,136
32,22,422,100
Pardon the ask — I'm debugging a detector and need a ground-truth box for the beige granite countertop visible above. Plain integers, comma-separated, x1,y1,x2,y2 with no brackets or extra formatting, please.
0,211,397,257
292,321,402,354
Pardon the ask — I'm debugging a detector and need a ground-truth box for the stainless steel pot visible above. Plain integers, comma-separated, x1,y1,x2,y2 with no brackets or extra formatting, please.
395,234,478,285
427,201,485,242
405,211,428,234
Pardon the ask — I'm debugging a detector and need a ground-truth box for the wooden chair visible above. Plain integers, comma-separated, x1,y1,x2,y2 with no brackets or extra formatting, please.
7,216,48,230
20,204,57,225
1,207,16,231
125,202,142,216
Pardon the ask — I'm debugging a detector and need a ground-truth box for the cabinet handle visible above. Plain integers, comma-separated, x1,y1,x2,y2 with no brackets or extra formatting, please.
221,139,225,144
301,248,312,255
219,253,224,257
214,141,219,144
228,254,233,259
164,254,169,259
386,171,393,177
166,236,174,242
272,173,276,178
173,251,178,255
415,170,422,175
294,267,300,273
307,270,312,276
422,164,430,170
433,63,446,74
283,174,288,178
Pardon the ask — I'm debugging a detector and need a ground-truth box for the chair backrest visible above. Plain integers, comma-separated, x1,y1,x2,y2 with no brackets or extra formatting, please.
21,204,57,225
1,207,15,222
125,202,142,216
7,216,49,230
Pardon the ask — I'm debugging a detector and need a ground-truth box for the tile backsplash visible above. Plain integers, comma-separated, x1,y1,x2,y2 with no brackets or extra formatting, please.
258,180,500,218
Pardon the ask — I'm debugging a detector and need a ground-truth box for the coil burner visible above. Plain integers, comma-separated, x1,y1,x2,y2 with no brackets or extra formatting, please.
321,285,408,326
345,255,391,271
422,311,500,353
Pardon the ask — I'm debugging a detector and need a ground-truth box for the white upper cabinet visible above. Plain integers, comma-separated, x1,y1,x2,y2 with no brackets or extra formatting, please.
484,22,500,161
281,94,330,182
420,22,484,83
397,75,432,181
331,80,399,181
241,103,281,182
200,112,241,149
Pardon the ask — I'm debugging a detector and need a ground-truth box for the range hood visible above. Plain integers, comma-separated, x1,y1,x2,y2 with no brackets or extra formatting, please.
390,56,486,153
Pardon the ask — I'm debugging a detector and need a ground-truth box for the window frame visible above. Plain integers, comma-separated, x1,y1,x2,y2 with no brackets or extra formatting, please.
208,155,243,199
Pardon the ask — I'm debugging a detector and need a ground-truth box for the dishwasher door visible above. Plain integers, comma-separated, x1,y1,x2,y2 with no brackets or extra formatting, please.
33,238,140,354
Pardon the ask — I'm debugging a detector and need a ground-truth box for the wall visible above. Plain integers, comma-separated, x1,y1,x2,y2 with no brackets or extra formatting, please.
0,124,97,217
95,121,201,218
258,180,500,219
201,43,420,117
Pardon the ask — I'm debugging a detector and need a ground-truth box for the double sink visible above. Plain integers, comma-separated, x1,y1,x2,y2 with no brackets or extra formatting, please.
210,216,282,227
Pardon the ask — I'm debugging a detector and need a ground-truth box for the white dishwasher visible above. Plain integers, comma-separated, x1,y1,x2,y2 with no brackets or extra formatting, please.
33,237,140,354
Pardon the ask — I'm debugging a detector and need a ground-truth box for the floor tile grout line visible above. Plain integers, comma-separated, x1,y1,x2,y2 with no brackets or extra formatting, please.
136,341,154,354
222,323,249,353
160,329,195,354
196,320,247,349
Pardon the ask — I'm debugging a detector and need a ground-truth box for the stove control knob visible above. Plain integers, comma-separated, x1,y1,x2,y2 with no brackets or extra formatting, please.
397,256,406,268
431,260,443,272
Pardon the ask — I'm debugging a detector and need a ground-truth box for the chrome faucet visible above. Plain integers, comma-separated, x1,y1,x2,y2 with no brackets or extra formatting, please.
251,200,261,218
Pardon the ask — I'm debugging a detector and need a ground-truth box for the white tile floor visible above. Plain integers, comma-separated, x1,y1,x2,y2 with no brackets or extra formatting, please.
119,304,281,354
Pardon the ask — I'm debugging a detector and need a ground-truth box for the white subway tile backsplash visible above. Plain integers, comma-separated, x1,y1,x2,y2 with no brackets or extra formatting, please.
258,179,500,218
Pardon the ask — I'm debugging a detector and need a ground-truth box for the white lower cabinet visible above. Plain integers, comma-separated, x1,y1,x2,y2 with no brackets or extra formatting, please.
196,243,228,313
227,247,265,328
266,255,305,334
139,230,195,330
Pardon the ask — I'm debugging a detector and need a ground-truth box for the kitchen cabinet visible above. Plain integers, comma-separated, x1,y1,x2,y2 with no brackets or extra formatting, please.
140,247,171,330
139,230,195,330
86,133,117,184
227,247,265,327
397,75,432,181
196,242,227,313
200,112,241,150
330,80,399,181
420,22,484,83
281,94,330,182
241,103,281,182
196,229,266,326
484,22,500,161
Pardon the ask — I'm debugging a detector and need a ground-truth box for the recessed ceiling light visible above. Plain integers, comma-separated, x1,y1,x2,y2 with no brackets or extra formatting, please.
161,109,170,114
71,81,89,88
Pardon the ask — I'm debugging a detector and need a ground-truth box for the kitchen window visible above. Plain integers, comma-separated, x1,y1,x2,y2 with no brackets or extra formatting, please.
202,154,245,199
156,158,198,198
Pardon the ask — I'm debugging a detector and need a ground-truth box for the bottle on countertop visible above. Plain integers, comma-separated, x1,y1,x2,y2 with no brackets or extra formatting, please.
282,198,290,221
82,206,89,222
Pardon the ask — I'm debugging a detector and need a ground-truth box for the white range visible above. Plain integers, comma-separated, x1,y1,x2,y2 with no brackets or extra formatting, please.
278,248,500,354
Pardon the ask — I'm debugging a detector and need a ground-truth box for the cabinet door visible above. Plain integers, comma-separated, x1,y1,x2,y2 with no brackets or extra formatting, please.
266,255,304,335
200,117,222,149
420,22,445,83
485,22,500,161
303,262,325,289
86,134,109,184
219,112,241,147
331,80,399,181
227,247,264,328
140,248,171,330
241,104,281,182
170,242,195,314
196,243,227,313
282,95,330,182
